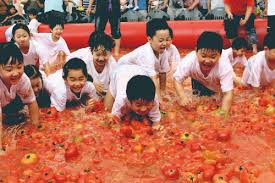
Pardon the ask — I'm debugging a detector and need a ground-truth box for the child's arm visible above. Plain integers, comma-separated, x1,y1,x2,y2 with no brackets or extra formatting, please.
159,72,166,96
104,89,115,111
27,101,39,125
151,75,162,102
221,90,233,114
174,79,189,106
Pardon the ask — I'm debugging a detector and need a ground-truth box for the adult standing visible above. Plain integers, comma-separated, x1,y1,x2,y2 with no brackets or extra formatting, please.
224,0,258,54
264,0,275,33
44,0,65,23
86,0,121,57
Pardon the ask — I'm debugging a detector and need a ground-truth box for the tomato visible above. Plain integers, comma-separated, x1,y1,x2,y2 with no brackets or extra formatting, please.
188,141,202,152
258,98,268,107
161,165,180,180
217,129,231,141
46,107,58,119
40,167,54,181
54,170,67,182
64,143,79,161
2,176,19,183
67,171,80,181
120,126,133,138
202,165,216,181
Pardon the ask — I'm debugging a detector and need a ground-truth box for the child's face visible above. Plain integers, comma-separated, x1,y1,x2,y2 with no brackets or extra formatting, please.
9,7,16,15
29,14,35,20
30,77,43,97
51,25,63,41
232,48,245,58
166,37,172,49
148,29,170,54
130,99,154,116
65,69,87,94
92,46,111,68
14,29,30,48
196,49,221,74
265,48,275,63
0,59,24,86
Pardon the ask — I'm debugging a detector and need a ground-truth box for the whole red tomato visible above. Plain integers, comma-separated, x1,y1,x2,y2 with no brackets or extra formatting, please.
217,129,231,141
54,170,67,182
120,126,133,138
64,144,79,161
202,165,216,181
40,167,54,181
161,165,180,180
258,98,268,107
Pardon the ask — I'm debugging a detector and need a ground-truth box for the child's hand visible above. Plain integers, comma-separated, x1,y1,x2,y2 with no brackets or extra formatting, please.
107,114,121,126
85,99,95,112
94,82,103,96
152,123,164,131
178,96,191,107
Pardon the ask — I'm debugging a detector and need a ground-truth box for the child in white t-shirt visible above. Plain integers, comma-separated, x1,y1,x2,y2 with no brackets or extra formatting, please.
118,19,171,103
24,65,53,108
167,27,181,75
12,23,39,66
28,8,41,34
173,31,234,114
50,58,98,112
68,31,117,98
0,43,39,153
222,37,248,85
32,19,70,75
242,33,275,88
104,64,161,124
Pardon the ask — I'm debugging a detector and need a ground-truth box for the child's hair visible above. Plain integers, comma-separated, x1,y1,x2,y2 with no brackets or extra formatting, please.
49,18,64,30
63,58,93,82
24,65,42,79
28,8,38,16
196,31,223,54
0,42,23,65
12,23,31,37
7,5,17,15
232,37,248,50
126,75,156,102
88,31,115,51
168,27,173,39
146,18,170,38
263,32,275,49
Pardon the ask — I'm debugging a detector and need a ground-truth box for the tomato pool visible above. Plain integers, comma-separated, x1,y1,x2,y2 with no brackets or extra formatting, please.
0,49,274,183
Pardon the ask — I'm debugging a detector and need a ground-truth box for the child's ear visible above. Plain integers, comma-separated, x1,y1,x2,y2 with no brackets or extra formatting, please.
147,36,152,43
264,46,269,51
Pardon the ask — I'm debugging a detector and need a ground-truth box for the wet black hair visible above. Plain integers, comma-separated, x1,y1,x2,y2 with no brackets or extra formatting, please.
63,58,93,82
263,32,275,49
88,31,115,51
12,23,31,37
146,18,170,38
28,8,38,16
24,65,42,79
196,31,223,54
49,18,64,30
0,42,23,65
126,75,155,102
232,37,248,50
168,27,173,38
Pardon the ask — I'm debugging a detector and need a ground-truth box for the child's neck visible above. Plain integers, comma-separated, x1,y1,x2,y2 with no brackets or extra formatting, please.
20,44,30,54
266,57,275,70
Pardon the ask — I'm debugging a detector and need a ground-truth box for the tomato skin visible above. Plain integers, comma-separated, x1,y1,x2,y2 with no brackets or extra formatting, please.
202,165,216,181
120,126,133,138
217,130,231,141
258,98,268,107
161,165,180,180
64,144,79,161
239,169,250,183
188,141,201,152
46,107,58,119
54,170,67,182
40,167,54,181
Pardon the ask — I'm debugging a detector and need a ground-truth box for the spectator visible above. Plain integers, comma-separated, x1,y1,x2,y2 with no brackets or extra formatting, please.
224,0,258,54
0,0,9,22
264,0,275,33
128,0,139,11
205,0,224,19
199,0,208,17
44,0,65,24
167,0,200,20
86,0,121,57
1,5,27,25
148,0,169,12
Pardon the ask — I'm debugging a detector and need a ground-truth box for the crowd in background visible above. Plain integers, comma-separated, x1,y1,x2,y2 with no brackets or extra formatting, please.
0,0,266,26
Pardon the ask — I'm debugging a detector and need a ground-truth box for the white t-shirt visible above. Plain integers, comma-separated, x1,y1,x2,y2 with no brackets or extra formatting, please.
109,65,161,123
28,19,41,34
0,74,36,109
267,0,275,16
222,48,247,66
51,79,97,112
210,0,224,10
32,33,70,65
167,44,181,64
242,51,275,87
68,47,117,93
173,51,234,93
19,40,40,66
118,42,170,77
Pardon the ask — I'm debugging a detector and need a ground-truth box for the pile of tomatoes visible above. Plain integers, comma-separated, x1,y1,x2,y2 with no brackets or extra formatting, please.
0,49,274,182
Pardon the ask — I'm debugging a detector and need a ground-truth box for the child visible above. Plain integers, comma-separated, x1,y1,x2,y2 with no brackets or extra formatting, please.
173,31,234,114
167,27,181,75
264,0,275,33
32,19,70,75
223,37,248,85
28,8,41,34
0,43,39,151
24,65,53,108
104,64,161,124
242,32,275,88
67,31,117,98
12,23,39,66
50,58,98,112
118,18,171,102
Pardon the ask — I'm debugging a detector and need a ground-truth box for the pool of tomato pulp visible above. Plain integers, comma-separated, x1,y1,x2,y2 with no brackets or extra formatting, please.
0,49,274,182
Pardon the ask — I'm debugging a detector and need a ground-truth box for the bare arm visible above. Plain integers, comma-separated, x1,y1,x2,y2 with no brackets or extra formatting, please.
151,75,161,102
207,0,211,12
159,72,167,95
188,0,199,10
224,3,233,19
174,79,188,106
86,0,95,15
221,90,233,114
104,89,115,112
264,0,268,16
27,101,39,125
